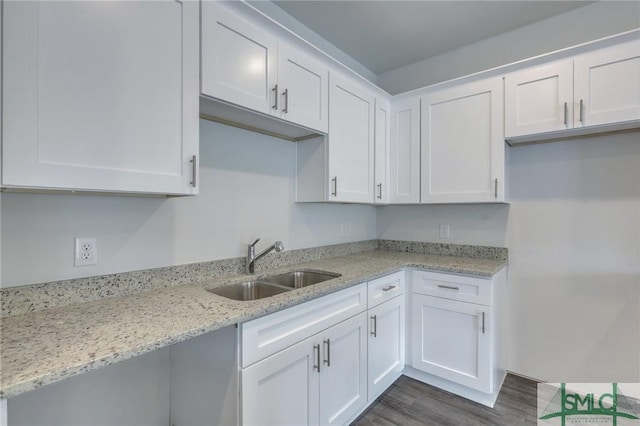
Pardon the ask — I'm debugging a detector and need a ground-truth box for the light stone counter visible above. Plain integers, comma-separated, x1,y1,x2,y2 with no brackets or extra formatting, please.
0,248,506,399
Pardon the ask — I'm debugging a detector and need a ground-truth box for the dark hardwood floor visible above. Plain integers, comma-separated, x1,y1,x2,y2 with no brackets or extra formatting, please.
352,374,538,426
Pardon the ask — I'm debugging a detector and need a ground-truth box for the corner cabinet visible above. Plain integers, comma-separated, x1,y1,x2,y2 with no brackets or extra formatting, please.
1,1,199,195
505,39,640,143
389,98,421,204
406,268,508,407
374,98,391,204
420,77,505,204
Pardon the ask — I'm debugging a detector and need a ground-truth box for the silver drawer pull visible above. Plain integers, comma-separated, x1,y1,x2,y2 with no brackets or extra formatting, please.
382,285,396,292
323,339,331,366
370,315,377,337
437,284,459,291
313,344,321,372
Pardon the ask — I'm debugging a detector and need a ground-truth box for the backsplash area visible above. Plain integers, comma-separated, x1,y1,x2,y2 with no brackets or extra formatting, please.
0,240,506,318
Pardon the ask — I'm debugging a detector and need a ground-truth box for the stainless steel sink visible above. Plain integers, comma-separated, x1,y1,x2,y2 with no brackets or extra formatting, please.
207,270,341,301
207,281,291,301
261,270,341,289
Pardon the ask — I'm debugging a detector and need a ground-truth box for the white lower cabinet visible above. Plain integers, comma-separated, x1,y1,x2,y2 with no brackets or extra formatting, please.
242,333,320,426
241,312,367,426
406,268,507,407
368,295,405,400
411,294,491,392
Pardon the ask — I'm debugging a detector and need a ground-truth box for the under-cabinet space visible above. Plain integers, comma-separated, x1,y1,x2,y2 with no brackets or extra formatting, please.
4,327,238,426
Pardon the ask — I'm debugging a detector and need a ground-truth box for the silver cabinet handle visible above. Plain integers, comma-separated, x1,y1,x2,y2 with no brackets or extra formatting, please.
190,155,197,187
313,344,321,372
272,84,279,110
579,99,584,123
282,88,289,113
331,177,337,197
382,285,396,292
437,284,459,291
377,183,382,199
323,339,331,367
370,315,377,337
563,102,568,125
481,312,486,334
494,178,498,199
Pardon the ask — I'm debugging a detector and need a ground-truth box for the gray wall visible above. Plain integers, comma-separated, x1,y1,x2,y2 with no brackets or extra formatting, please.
0,120,377,287
377,1,640,95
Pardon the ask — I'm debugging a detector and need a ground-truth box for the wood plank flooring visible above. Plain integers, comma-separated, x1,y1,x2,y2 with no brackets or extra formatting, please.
352,374,538,426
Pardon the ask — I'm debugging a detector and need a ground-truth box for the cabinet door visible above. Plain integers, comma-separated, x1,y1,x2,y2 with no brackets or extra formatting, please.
278,44,329,133
574,40,640,127
411,294,491,393
420,77,504,203
242,335,320,426
368,296,405,401
2,1,199,195
504,60,573,138
201,2,277,114
328,74,375,203
390,98,421,203
374,98,390,204
319,312,368,426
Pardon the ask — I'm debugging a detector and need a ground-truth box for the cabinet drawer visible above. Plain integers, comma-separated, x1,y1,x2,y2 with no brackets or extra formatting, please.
411,270,491,305
240,283,367,367
368,271,405,308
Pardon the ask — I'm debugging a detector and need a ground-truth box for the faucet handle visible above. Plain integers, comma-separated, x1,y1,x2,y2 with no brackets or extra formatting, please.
250,238,260,247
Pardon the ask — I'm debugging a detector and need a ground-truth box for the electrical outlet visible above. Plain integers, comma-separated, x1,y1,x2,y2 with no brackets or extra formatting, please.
75,237,97,266
341,223,352,238
439,225,450,239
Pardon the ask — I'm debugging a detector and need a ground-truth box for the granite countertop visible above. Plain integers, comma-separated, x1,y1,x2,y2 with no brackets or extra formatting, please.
0,249,506,399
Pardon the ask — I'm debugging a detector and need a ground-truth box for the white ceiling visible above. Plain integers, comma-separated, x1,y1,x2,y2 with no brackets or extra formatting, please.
273,1,595,75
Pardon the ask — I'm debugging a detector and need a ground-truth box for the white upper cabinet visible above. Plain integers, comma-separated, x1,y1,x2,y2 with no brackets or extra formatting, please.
389,98,421,204
201,3,328,134
277,44,329,133
505,60,574,138
374,98,391,204
2,1,199,195
505,39,640,143
328,74,376,203
420,78,505,204
201,3,277,115
574,40,640,127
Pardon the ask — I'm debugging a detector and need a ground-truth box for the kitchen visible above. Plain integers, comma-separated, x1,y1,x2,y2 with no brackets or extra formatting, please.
0,1,639,425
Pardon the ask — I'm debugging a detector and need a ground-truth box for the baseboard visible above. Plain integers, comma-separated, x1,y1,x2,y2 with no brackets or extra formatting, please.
402,366,506,408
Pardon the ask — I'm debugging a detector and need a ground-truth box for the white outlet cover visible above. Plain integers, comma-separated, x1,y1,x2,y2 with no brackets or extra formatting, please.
439,225,450,239
75,237,98,266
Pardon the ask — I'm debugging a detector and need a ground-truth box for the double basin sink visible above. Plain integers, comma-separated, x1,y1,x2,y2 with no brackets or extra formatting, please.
207,270,341,301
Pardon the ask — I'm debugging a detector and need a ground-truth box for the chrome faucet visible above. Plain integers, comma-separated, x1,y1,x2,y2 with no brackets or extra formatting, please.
246,238,284,274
